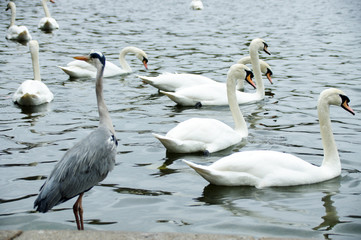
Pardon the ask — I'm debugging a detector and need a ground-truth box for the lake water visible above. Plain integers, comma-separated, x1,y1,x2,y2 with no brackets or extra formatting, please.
1,0,360,239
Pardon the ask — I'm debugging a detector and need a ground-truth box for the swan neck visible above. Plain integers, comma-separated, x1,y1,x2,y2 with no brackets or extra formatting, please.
250,45,265,98
96,64,115,134
318,99,340,168
42,0,51,17
9,4,16,26
227,75,247,136
31,44,41,81
118,48,132,73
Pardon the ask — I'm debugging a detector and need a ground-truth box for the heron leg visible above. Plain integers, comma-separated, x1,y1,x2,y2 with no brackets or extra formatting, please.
73,193,84,230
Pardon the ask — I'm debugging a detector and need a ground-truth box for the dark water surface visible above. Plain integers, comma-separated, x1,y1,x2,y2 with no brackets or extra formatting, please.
1,0,361,239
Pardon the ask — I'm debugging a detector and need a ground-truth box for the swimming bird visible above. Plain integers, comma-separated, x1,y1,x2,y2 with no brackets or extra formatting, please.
159,38,271,106
5,2,32,42
183,88,355,188
59,46,148,78
34,51,117,230
13,40,54,106
153,64,254,154
38,0,59,31
190,0,203,10
138,57,272,92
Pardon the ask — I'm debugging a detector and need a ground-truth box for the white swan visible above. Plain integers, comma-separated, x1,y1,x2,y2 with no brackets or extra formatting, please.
38,0,59,31
159,38,271,106
59,46,148,78
183,88,355,188
190,0,204,10
13,40,54,106
5,2,32,42
138,57,272,92
153,64,254,154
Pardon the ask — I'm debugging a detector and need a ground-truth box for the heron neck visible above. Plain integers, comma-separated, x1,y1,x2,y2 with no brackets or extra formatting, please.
96,65,115,134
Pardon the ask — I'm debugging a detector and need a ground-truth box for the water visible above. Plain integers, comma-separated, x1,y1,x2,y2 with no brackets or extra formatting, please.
1,0,360,239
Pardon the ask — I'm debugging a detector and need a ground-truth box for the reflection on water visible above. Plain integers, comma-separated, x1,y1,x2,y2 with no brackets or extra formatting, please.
0,0,361,239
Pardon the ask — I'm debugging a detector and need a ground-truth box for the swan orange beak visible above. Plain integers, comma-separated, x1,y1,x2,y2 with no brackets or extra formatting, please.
50,0,55,3
266,71,273,84
142,58,148,70
341,101,355,115
74,56,90,61
246,72,256,89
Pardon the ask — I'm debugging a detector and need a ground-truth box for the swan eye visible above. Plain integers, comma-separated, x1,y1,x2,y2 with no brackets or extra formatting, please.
339,94,350,104
143,57,148,64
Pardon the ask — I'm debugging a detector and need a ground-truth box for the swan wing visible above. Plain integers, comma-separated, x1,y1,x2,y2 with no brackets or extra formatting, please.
160,83,229,106
139,73,217,92
185,150,325,187
7,25,32,41
13,80,53,106
38,17,59,30
155,118,242,153
103,61,126,77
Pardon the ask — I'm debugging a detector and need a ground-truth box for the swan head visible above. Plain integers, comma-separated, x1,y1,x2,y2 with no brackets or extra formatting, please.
260,61,273,84
135,51,148,70
319,88,355,115
228,64,256,89
251,38,271,55
74,50,106,69
6,2,15,11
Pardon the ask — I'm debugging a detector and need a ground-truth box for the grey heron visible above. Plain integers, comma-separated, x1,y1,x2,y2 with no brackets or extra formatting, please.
34,51,117,230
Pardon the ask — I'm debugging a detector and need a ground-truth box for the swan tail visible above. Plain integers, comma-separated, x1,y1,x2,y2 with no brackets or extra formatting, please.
183,160,212,177
137,75,154,84
159,90,194,106
152,133,182,153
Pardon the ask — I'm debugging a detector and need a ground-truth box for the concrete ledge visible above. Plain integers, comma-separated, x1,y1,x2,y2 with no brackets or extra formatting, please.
0,230,315,240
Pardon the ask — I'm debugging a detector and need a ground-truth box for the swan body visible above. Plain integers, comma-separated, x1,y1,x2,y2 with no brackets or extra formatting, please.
59,46,148,78
184,88,355,188
160,38,271,106
153,64,254,154
138,57,272,92
13,40,54,106
190,0,203,10
38,0,59,31
6,2,32,42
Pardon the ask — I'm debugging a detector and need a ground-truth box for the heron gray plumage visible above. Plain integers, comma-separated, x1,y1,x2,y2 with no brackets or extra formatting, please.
34,51,117,230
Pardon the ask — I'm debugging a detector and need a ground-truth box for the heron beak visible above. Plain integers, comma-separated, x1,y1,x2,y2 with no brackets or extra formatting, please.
246,73,257,89
341,101,355,115
74,56,90,61
266,71,273,84
142,59,148,70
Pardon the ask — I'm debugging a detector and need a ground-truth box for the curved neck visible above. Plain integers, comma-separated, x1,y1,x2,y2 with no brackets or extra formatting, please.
95,64,115,134
250,45,265,98
227,74,248,136
318,99,340,169
9,4,16,27
30,44,41,81
42,0,51,17
118,47,135,73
